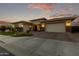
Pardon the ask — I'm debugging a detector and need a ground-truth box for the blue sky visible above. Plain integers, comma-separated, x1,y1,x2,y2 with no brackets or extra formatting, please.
0,3,79,22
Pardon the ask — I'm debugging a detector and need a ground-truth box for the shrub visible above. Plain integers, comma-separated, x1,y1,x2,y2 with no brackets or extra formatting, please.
0,26,6,32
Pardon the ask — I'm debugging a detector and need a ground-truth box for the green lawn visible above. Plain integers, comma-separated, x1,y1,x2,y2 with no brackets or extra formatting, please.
12,32,33,37
0,32,33,37
0,32,15,36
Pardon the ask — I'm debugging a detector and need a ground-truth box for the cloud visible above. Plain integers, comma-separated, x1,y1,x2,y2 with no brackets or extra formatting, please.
57,6,73,16
28,3,54,12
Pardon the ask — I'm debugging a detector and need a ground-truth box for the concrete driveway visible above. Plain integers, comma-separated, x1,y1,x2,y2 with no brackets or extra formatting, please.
0,35,79,56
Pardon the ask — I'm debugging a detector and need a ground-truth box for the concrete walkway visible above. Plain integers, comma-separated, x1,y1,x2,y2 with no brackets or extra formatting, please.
0,35,79,56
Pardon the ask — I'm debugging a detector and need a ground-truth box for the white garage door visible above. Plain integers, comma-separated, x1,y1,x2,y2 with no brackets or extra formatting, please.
46,23,66,32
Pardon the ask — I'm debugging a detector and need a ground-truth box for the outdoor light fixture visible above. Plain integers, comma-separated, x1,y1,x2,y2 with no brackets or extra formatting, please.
66,20,72,26
41,24,45,27
19,23,23,27
66,22,71,26
21,24,23,27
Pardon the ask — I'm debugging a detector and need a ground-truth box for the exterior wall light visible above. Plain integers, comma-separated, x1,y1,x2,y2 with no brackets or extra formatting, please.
21,24,23,27
66,20,72,26
18,23,23,27
41,24,45,28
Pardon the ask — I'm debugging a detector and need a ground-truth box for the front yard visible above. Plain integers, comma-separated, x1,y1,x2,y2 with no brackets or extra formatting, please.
0,32,15,36
0,32,33,37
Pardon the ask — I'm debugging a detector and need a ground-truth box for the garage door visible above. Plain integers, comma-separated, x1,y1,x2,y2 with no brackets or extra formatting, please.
45,23,66,32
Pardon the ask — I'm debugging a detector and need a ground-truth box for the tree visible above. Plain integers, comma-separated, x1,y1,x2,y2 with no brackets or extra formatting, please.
0,26,6,32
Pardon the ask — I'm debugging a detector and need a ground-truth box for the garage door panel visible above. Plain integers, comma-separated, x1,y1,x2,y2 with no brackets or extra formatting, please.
46,23,65,32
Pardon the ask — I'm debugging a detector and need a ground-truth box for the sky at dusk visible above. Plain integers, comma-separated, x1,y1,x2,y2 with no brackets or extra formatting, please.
0,3,79,22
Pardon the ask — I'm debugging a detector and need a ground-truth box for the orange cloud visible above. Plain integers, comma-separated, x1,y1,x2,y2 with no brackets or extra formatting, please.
28,3,54,12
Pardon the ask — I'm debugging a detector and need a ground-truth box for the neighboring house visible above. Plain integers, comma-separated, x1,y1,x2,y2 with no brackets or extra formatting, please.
0,21,11,32
0,21,10,26
30,18,47,31
11,21,33,32
42,16,77,32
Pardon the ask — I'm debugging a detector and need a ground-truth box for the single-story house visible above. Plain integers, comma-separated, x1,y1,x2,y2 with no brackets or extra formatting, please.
41,16,78,32
10,16,78,33
11,21,33,32
0,16,76,33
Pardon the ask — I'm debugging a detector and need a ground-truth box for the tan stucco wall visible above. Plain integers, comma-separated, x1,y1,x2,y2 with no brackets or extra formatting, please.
45,23,66,32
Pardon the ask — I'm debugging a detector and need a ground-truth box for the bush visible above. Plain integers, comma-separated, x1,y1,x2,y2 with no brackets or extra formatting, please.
0,26,6,32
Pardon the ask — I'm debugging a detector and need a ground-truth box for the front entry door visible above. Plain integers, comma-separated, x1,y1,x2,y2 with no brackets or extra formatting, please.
33,25,37,31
